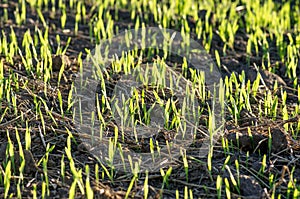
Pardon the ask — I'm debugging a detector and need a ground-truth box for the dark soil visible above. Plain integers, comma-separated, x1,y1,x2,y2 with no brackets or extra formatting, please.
0,1,299,198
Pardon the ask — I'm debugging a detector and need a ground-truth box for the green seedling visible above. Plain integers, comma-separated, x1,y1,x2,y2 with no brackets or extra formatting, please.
85,165,94,199
225,165,240,195
144,170,149,199
224,177,231,199
160,167,172,189
216,175,222,199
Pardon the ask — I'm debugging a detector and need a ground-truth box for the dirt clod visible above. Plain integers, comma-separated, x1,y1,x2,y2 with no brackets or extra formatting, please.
271,128,288,153
14,150,37,174
223,171,263,198
0,142,7,162
226,132,268,153
239,174,263,197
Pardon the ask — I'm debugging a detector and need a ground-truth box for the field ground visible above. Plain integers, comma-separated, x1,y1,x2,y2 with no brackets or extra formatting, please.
0,0,300,198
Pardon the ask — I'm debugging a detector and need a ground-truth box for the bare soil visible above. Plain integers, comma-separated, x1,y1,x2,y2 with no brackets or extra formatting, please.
0,1,299,198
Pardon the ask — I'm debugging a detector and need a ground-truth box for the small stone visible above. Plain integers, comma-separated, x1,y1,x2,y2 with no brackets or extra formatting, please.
77,142,92,152
52,55,71,72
